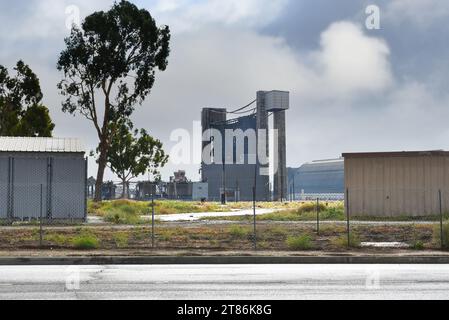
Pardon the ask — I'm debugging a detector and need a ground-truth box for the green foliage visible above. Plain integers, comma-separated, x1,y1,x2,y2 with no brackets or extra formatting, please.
433,222,449,249
267,226,288,238
57,1,171,201
88,199,242,217
0,61,55,137
297,202,328,214
332,233,361,248
154,201,226,215
228,226,251,238
107,121,168,198
249,203,345,222
286,234,313,250
104,210,142,225
44,233,70,246
411,240,425,250
114,232,129,248
72,234,100,250
17,104,55,137
89,199,149,216
99,200,145,224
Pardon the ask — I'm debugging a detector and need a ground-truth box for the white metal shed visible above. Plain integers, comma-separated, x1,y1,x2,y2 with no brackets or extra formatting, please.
0,137,87,221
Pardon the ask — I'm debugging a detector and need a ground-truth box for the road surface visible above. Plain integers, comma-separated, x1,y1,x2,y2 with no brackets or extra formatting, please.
0,265,448,300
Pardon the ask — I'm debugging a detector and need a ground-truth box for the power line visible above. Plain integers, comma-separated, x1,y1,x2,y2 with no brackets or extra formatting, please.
207,99,257,115
229,99,256,114
231,107,257,115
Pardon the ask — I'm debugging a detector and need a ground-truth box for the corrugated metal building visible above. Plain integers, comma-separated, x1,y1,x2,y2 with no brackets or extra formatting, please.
343,151,449,217
289,158,344,194
0,137,87,221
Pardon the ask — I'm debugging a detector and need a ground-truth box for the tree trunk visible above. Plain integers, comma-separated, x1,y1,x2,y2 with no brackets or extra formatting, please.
94,141,109,202
121,179,129,199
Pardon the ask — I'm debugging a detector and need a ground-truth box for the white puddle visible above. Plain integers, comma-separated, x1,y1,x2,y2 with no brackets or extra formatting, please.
144,209,278,222
361,242,410,248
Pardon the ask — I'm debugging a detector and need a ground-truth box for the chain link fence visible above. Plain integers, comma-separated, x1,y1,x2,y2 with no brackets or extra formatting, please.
1,180,449,252
0,182,86,222
344,187,449,250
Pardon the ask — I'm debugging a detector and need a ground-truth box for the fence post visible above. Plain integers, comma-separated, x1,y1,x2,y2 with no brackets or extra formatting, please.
346,188,350,247
253,186,257,251
39,184,43,248
152,193,155,249
439,190,444,249
316,198,320,235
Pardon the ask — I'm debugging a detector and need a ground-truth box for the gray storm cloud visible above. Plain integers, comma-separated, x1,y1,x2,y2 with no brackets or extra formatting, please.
1,0,448,182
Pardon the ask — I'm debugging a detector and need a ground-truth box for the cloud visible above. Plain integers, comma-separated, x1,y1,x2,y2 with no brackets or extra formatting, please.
131,27,306,179
1,1,447,182
384,0,449,28
0,0,113,40
151,0,289,32
129,21,395,179
314,21,393,98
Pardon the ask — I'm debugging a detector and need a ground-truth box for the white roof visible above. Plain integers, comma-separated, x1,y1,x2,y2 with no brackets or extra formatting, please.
309,158,344,164
0,137,84,153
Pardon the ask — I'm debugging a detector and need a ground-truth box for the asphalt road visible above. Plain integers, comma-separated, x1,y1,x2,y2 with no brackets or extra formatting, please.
0,265,449,300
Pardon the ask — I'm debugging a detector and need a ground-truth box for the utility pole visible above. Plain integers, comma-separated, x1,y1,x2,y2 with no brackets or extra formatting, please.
152,192,155,249
221,123,226,205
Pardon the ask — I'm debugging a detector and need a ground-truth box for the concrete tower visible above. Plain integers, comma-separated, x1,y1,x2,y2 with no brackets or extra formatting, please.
263,91,289,202
273,110,287,201
256,91,270,201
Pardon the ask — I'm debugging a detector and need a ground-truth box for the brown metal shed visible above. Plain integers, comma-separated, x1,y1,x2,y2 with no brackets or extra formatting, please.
342,151,449,217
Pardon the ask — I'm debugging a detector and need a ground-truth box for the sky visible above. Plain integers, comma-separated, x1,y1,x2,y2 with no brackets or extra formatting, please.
1,0,449,182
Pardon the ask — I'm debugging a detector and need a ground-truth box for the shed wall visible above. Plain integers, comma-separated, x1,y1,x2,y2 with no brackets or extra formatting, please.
345,155,449,216
0,158,8,219
0,152,86,220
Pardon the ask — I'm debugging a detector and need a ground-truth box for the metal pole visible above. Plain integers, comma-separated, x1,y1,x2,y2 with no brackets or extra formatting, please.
346,188,350,247
221,123,226,205
316,198,320,235
293,177,296,202
439,190,444,249
253,186,257,251
39,184,43,248
152,192,155,249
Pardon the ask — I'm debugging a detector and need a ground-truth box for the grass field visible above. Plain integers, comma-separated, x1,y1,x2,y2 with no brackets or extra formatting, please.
88,199,311,217
203,202,346,222
87,199,448,224
0,222,443,252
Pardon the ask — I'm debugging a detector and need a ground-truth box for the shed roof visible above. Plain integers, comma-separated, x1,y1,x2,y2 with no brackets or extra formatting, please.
342,150,449,158
0,137,84,153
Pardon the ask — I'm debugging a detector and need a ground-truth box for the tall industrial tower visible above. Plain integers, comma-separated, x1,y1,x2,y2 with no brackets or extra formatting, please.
259,90,289,201
201,90,289,202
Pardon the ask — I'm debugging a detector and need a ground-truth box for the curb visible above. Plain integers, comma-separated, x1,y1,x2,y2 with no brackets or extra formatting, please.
1,255,449,265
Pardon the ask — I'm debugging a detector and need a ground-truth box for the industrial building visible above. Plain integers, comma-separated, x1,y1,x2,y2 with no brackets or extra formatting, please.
288,158,345,198
201,90,289,202
0,137,87,221
135,171,209,201
86,178,118,200
343,151,449,217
